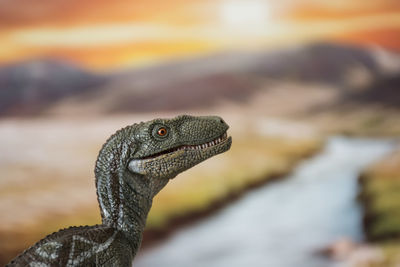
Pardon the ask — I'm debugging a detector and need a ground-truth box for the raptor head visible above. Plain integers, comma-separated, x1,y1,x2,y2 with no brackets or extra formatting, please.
95,115,232,223
128,115,231,180
93,115,231,252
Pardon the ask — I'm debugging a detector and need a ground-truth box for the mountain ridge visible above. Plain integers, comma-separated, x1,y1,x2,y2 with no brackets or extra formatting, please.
0,42,399,117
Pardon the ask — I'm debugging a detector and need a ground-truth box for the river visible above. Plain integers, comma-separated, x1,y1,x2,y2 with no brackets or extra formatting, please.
134,137,394,267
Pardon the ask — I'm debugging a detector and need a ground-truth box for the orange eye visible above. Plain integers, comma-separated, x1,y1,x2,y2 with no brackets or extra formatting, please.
157,127,168,136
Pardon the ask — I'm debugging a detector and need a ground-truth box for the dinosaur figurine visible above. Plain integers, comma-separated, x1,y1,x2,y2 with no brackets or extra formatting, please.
7,115,232,267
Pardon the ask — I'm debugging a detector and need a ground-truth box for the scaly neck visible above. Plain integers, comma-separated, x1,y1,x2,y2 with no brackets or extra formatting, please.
94,128,168,251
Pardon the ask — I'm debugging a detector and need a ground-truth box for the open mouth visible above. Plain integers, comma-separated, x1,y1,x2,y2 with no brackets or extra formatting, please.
144,132,229,159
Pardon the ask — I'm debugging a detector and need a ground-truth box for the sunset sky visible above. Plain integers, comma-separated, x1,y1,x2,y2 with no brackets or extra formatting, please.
1,0,399,70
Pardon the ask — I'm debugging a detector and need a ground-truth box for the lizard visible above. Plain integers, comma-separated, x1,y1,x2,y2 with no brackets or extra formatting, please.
6,114,232,267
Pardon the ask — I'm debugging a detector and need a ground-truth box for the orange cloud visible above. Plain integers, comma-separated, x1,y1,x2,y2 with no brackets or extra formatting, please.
1,0,400,70
285,0,400,20
0,0,207,28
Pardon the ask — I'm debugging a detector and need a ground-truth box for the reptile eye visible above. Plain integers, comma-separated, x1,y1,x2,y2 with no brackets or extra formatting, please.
157,127,167,136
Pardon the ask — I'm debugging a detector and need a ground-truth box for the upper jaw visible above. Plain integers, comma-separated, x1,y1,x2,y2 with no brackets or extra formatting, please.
142,131,230,160
175,132,229,152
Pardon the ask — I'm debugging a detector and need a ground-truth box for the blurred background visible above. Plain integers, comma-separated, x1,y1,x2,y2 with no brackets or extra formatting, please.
1,0,400,266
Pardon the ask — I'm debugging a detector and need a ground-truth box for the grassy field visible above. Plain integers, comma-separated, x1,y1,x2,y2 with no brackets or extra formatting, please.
359,148,400,266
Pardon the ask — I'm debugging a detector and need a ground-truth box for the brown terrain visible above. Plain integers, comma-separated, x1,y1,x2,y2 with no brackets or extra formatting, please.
0,43,398,117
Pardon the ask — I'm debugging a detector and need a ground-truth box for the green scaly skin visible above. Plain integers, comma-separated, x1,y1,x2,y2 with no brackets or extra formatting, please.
6,115,232,267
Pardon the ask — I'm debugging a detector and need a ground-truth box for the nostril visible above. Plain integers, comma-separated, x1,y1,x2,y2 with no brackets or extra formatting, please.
219,118,225,124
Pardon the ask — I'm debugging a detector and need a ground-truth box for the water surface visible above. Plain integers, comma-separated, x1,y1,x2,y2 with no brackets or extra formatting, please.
135,137,393,267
